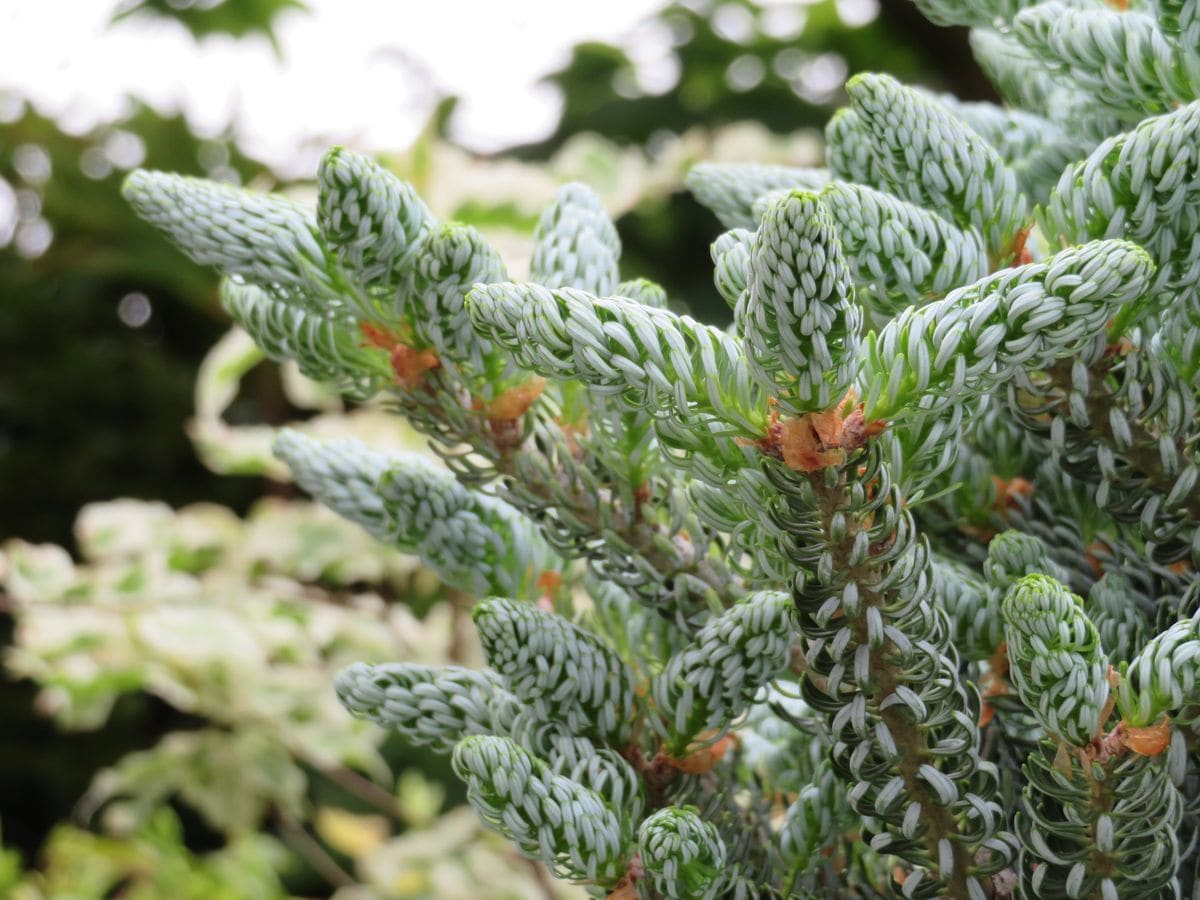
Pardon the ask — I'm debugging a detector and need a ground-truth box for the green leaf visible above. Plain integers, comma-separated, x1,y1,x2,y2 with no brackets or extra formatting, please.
111,0,308,53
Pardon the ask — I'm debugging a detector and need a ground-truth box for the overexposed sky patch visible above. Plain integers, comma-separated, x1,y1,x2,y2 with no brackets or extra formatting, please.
0,0,669,176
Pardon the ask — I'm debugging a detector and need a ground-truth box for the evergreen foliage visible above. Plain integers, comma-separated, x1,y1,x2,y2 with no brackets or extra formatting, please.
125,2,1200,893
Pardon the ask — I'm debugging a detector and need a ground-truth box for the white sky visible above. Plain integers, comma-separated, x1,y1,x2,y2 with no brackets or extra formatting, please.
0,0,672,176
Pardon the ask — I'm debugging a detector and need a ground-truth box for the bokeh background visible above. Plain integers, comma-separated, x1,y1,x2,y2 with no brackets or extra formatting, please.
0,1,986,895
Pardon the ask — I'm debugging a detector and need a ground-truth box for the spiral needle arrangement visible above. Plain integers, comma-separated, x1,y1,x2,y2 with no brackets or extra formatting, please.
125,2,1200,894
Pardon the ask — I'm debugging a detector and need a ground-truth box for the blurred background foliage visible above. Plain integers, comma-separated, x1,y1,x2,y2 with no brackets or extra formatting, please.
0,104,274,548
110,0,308,49
0,0,984,895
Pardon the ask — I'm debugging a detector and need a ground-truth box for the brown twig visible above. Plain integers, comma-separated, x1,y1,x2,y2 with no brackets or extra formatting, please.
317,765,402,820
276,809,356,889
525,858,560,900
